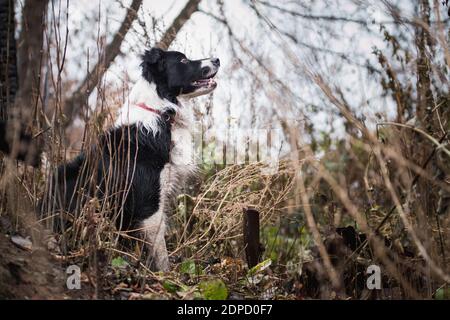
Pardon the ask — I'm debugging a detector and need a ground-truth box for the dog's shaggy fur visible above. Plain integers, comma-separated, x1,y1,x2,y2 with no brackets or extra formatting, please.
43,47,220,270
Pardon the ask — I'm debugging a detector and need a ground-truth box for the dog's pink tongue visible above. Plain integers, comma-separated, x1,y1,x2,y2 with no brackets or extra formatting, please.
193,78,217,87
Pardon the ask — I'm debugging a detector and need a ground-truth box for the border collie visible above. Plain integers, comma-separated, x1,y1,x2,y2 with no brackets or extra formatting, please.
44,47,219,271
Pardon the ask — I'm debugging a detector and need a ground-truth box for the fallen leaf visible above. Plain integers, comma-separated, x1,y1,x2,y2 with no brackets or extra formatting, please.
10,235,32,251
247,259,272,276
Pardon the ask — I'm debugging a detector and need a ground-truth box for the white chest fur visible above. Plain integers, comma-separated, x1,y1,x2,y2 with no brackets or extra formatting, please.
159,112,197,213
115,78,197,212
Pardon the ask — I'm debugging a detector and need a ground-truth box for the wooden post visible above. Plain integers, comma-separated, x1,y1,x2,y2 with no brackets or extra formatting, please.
243,207,260,268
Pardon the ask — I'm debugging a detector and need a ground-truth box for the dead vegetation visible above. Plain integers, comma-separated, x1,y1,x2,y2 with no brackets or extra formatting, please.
0,0,449,300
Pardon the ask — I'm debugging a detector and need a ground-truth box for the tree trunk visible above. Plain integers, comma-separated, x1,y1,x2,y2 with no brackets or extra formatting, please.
15,0,48,118
415,0,438,217
0,0,67,300
415,0,441,297
0,0,17,120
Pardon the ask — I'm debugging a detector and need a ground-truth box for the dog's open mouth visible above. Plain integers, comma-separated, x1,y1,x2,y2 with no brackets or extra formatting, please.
191,73,217,89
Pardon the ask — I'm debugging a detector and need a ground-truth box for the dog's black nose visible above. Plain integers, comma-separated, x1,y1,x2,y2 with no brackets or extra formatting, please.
211,58,220,67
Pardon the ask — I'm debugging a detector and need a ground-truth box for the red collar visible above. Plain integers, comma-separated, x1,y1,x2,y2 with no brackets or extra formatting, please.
135,102,175,124
135,102,162,116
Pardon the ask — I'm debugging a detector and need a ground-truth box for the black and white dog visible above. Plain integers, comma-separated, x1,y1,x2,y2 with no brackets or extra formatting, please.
46,47,219,270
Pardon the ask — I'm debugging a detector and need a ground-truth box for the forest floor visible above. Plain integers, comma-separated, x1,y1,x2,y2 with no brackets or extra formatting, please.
0,212,296,300
1,209,446,300
0,211,99,299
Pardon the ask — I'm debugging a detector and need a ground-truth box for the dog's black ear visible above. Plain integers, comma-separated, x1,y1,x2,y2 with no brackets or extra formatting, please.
142,47,165,83
144,47,164,64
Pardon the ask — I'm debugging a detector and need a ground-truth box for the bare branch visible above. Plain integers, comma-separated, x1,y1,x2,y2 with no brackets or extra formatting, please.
256,0,372,26
156,0,202,50
62,0,143,127
63,0,202,128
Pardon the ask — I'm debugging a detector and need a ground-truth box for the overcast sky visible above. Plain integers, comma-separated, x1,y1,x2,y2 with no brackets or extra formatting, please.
36,0,449,151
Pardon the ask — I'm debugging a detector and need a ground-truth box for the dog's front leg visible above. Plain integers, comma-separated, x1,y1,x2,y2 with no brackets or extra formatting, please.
142,210,169,271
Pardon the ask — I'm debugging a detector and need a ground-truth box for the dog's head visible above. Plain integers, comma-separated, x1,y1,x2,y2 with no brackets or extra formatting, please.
141,47,220,102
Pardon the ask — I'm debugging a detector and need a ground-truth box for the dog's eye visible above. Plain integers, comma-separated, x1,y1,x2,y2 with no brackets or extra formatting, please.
180,58,188,64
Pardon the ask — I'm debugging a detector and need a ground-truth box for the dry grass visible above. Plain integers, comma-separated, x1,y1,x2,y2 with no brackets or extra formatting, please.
168,161,297,260
1,0,450,300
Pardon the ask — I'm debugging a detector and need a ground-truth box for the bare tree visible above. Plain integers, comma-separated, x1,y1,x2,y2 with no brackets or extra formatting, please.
62,0,203,129
62,0,143,127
